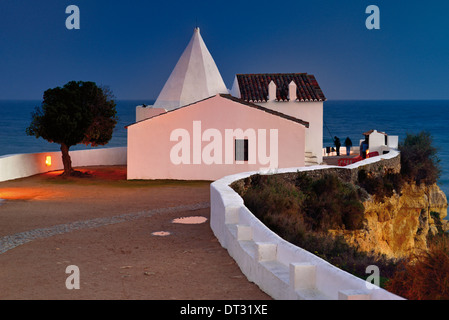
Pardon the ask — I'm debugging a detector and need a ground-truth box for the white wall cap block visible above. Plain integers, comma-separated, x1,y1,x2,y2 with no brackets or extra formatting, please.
255,242,277,262
224,206,240,224
338,289,371,300
290,263,316,290
237,225,253,241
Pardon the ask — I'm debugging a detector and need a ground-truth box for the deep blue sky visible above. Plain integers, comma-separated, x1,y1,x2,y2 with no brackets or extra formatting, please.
1,0,448,101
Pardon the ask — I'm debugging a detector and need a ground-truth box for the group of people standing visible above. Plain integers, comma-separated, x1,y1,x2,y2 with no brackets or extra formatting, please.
333,136,353,156
333,136,369,159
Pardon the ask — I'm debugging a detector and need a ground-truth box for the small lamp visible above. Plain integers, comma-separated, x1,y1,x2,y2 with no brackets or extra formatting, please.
45,156,52,167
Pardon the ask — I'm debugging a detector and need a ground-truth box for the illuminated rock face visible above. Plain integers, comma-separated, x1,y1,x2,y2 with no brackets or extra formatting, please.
332,182,448,259
153,27,228,111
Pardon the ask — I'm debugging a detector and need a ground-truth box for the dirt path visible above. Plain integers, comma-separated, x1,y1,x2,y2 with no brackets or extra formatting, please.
0,166,271,300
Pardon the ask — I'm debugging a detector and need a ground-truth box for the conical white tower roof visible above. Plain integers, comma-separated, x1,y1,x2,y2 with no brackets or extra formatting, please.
153,28,229,111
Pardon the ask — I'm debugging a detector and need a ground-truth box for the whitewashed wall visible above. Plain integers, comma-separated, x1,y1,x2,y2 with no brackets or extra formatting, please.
262,101,323,164
210,150,404,300
0,147,127,182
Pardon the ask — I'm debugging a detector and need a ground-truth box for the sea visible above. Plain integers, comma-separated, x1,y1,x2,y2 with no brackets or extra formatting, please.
0,99,448,197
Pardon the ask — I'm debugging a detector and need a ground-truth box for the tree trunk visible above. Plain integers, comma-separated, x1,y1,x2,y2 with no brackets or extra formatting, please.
60,143,73,176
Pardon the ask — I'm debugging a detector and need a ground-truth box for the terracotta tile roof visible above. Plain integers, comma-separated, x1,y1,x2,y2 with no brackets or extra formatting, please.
235,73,326,102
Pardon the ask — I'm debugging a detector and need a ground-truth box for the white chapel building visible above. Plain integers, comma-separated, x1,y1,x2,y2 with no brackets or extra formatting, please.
127,28,326,180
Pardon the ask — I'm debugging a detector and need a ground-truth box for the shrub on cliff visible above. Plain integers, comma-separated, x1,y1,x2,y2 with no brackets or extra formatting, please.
241,174,306,245
242,174,304,218
386,237,449,300
399,131,441,186
241,173,366,233
296,173,366,231
357,168,404,201
239,172,398,282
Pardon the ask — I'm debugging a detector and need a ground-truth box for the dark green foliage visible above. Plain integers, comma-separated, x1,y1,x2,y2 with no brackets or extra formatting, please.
236,131,445,292
357,131,440,199
242,175,303,218
296,173,366,231
399,131,441,186
242,175,306,245
385,169,405,194
26,81,117,175
237,172,399,281
27,81,117,147
242,173,366,233
357,169,404,201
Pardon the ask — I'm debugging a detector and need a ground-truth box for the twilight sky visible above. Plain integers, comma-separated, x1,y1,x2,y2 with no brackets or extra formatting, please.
1,0,448,101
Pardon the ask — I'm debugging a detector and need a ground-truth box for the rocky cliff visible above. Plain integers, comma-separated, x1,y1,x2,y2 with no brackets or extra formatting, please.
332,182,448,260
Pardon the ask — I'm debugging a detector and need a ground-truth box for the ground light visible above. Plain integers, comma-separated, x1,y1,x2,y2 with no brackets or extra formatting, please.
45,156,52,167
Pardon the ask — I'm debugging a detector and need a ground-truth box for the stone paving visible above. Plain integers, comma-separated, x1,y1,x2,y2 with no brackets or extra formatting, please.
0,202,210,255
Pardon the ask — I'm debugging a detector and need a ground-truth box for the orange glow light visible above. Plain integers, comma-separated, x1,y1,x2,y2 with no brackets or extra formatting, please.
45,156,52,167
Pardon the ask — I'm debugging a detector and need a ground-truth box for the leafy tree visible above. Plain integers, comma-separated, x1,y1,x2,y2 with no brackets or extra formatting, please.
399,131,441,185
26,81,117,176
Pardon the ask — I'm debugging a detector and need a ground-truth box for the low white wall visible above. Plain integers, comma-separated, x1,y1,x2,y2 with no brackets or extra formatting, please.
0,147,127,182
210,149,404,300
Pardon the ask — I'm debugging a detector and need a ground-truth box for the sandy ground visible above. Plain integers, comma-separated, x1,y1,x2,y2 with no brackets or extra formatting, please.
0,166,271,300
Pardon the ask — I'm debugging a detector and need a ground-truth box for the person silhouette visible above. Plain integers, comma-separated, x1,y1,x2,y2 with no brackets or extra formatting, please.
334,136,341,156
344,137,352,156
360,138,369,159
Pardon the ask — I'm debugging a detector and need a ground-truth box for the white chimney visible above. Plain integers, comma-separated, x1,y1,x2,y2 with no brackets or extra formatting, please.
288,81,297,101
268,80,276,101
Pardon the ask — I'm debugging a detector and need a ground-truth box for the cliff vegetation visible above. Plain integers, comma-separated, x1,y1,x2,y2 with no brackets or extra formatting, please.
232,131,449,299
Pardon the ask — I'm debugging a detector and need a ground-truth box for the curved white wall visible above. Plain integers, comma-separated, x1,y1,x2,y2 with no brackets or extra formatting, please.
210,150,405,300
0,147,127,182
1,146,404,299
